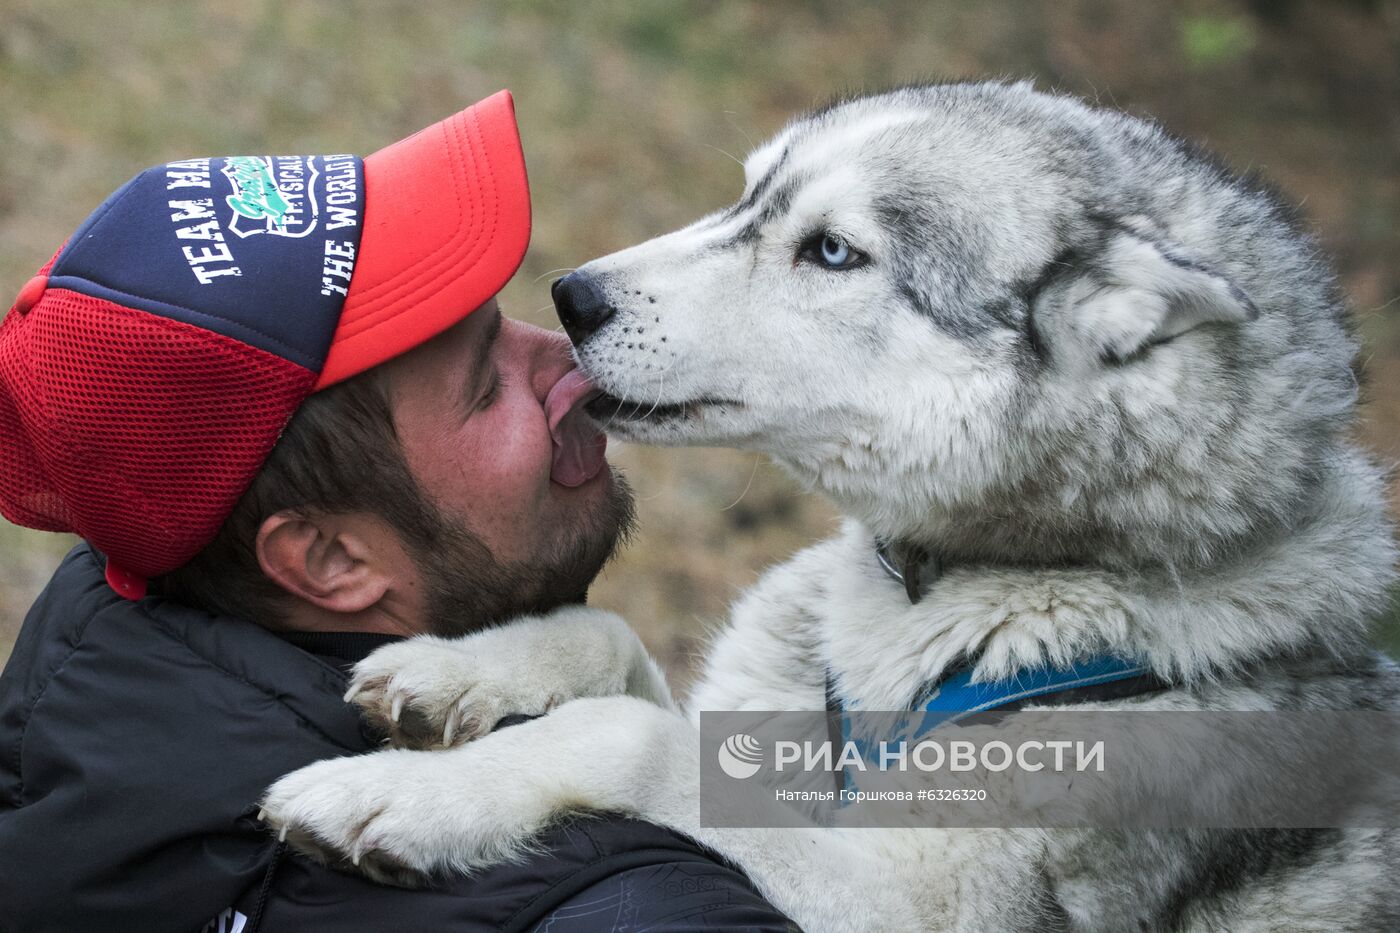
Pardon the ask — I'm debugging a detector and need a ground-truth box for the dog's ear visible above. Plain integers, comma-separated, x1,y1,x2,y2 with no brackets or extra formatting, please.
1034,222,1257,365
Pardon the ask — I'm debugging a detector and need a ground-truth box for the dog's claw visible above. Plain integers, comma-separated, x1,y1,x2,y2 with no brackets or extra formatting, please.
256,808,266,823
442,713,457,746
278,824,288,843
390,693,404,723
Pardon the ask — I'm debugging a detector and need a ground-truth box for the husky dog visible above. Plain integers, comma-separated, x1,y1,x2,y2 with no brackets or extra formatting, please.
262,82,1400,930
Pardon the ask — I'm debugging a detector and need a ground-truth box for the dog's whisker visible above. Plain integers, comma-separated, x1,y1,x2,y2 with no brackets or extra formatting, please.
722,110,755,150
720,453,762,512
600,393,629,435
638,370,666,422
702,143,743,168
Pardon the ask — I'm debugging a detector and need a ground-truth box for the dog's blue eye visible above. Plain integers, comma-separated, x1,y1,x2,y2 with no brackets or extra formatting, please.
801,233,865,270
820,235,851,266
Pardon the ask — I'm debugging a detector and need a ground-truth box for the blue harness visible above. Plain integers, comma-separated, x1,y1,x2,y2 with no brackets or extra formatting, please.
824,542,1171,795
908,654,1157,727
825,656,1166,796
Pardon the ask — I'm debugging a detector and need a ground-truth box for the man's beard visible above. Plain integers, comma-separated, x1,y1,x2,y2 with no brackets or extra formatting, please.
409,472,636,636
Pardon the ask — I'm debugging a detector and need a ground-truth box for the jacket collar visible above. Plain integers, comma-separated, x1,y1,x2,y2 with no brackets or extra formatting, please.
73,545,373,753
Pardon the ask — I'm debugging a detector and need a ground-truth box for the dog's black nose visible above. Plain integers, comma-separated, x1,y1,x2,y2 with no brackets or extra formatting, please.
552,272,615,345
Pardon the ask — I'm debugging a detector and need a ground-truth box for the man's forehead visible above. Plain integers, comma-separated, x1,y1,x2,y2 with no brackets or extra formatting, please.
383,298,500,393
409,299,500,357
444,298,501,347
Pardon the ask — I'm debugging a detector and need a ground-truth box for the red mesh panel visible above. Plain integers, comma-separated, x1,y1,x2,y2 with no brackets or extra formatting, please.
0,288,315,578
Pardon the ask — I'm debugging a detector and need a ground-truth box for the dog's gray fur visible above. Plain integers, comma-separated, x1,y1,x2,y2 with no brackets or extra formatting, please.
263,82,1400,931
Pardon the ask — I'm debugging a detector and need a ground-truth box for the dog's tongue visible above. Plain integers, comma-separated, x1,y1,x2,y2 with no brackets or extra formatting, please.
545,369,607,487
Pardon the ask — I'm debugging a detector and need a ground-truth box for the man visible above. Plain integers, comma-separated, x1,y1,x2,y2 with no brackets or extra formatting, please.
0,91,795,932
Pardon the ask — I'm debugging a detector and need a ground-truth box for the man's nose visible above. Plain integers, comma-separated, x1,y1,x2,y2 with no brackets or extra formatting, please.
552,272,615,345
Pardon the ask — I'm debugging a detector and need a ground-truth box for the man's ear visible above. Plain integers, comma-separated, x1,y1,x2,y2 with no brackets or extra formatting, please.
255,511,393,614
1034,220,1258,365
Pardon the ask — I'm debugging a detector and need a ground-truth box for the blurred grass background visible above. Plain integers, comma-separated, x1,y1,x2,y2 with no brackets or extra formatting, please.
2,0,1398,686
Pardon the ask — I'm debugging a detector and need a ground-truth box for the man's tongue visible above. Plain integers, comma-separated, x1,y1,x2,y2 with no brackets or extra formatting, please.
545,369,607,487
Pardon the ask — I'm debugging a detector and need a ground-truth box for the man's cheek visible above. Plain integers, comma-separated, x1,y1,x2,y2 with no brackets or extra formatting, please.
491,400,554,475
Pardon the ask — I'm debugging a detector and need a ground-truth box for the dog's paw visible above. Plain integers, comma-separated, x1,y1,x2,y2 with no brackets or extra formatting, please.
345,635,565,749
921,569,1132,681
261,698,683,885
346,608,648,750
259,750,449,887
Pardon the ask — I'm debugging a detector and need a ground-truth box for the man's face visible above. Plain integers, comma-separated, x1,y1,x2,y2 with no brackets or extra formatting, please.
382,299,633,633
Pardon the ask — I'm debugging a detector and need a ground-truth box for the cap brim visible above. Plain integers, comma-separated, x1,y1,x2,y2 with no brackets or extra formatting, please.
315,90,531,389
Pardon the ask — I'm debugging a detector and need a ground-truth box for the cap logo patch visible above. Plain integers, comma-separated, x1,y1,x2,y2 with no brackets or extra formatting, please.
223,156,316,238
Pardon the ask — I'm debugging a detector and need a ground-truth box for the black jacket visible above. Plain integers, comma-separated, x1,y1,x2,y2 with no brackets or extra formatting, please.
0,544,796,932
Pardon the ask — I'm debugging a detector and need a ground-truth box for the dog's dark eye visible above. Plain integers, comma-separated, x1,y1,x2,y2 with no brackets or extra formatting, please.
799,233,867,271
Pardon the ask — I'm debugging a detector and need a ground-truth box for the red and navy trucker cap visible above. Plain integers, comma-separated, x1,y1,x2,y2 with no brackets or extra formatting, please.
0,90,530,599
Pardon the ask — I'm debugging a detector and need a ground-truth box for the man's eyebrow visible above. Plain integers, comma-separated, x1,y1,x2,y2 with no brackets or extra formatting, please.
461,310,504,411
